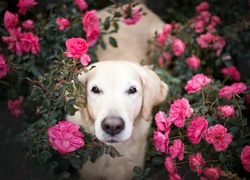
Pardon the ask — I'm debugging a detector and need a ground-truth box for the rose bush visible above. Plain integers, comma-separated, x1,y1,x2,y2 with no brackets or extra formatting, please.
0,0,249,179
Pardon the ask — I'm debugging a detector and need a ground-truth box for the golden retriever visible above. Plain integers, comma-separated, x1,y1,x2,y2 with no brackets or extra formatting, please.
66,3,168,180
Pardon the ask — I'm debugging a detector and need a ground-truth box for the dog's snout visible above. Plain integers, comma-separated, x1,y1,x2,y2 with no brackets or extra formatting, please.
101,116,125,136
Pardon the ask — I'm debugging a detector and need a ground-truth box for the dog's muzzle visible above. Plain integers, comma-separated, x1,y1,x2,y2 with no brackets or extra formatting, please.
101,116,125,136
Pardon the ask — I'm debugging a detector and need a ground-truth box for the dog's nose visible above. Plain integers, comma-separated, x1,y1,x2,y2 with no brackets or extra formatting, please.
101,116,125,136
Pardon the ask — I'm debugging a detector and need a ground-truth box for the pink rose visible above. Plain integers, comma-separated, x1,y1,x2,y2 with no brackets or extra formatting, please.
8,96,25,118
169,173,182,180
194,19,206,33
80,54,91,66
122,6,142,25
164,156,178,174
185,73,212,94
205,124,232,151
74,0,88,11
4,11,18,29
217,105,234,117
196,1,210,13
64,37,89,59
189,152,206,175
218,82,247,100
22,19,34,29
198,11,211,23
82,10,99,32
20,32,40,54
186,54,201,70
0,54,9,78
171,39,186,56
169,98,193,127
240,145,250,172
197,32,212,48
153,131,170,154
17,0,38,15
221,66,240,81
203,167,222,180
212,35,226,56
158,52,172,67
155,111,171,132
86,27,101,46
187,116,208,144
169,139,185,161
56,17,70,31
48,121,84,154
211,15,221,25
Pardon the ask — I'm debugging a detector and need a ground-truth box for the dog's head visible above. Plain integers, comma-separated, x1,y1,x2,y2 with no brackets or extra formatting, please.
78,61,168,144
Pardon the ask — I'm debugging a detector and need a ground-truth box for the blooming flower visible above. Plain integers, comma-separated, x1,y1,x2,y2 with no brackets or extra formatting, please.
56,18,70,31
185,73,212,94
203,167,222,180
4,11,18,29
64,37,89,59
17,0,38,15
186,54,201,70
212,35,226,56
217,105,234,117
198,11,211,23
158,52,171,67
240,145,250,172
0,54,9,78
122,6,142,25
164,156,178,174
80,54,91,66
205,124,232,151
8,96,25,118
48,121,84,154
218,82,247,100
171,39,186,56
169,173,182,180
86,28,101,46
197,32,212,48
20,32,40,54
154,111,171,132
187,116,208,144
211,15,221,26
189,152,206,175
157,24,172,45
196,1,210,13
153,131,170,154
169,139,185,161
74,0,88,11
221,66,240,81
169,98,193,127
22,19,34,29
194,19,206,33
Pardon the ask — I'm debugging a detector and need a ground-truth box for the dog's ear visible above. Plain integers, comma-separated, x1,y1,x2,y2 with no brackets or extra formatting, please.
140,66,168,121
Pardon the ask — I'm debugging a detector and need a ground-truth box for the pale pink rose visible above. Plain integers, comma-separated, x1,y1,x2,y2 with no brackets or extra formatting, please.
122,6,142,25
169,139,185,161
169,98,193,127
171,39,185,56
186,54,200,70
80,54,91,66
218,82,247,100
0,54,9,78
203,167,222,180
82,10,99,32
19,32,40,54
155,111,172,132
153,131,170,154
86,27,100,46
212,35,226,56
207,24,216,32
17,0,38,15
198,11,211,23
211,15,221,25
194,19,206,33
164,156,178,174
48,121,84,154
185,74,212,94
187,116,208,144
64,38,88,59
22,19,34,29
2,27,23,55
4,11,18,29
189,152,206,175
169,173,182,180
56,17,70,31
197,32,212,48
196,1,210,13
158,52,171,67
163,23,173,35
205,124,232,151
240,146,250,172
221,66,240,81
74,0,88,11
217,105,235,117
8,96,25,118
157,32,167,45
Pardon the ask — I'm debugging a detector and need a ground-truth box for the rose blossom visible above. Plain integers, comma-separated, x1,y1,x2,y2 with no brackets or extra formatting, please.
8,96,25,118
203,167,222,180
169,98,193,127
122,6,142,25
158,52,171,67
48,121,84,154
56,18,70,31
205,124,232,151
217,105,234,117
218,82,247,100
186,54,201,70
169,139,185,161
17,0,38,15
20,32,40,54
4,11,18,29
155,111,172,132
164,156,178,174
212,35,226,56
86,28,101,46
187,116,208,144
169,173,182,180
189,152,206,175
171,39,186,56
198,11,211,23
74,0,88,11
82,10,99,32
185,73,212,94
221,66,240,81
157,24,172,45
64,37,89,59
22,19,34,29
0,54,9,78
196,1,210,13
197,32,212,48
240,145,250,172
80,54,91,66
153,131,169,154
194,19,206,33
211,15,221,25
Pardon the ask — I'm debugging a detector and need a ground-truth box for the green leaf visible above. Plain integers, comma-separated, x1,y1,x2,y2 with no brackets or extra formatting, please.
109,37,118,48
151,156,164,165
70,157,83,169
104,16,110,30
219,153,226,163
58,171,70,179
133,166,142,175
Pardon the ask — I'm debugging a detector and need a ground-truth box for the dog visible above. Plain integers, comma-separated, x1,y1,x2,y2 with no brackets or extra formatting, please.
66,3,168,180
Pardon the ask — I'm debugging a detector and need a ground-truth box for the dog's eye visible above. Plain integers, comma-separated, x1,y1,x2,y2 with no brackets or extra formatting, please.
91,86,101,94
127,86,137,94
